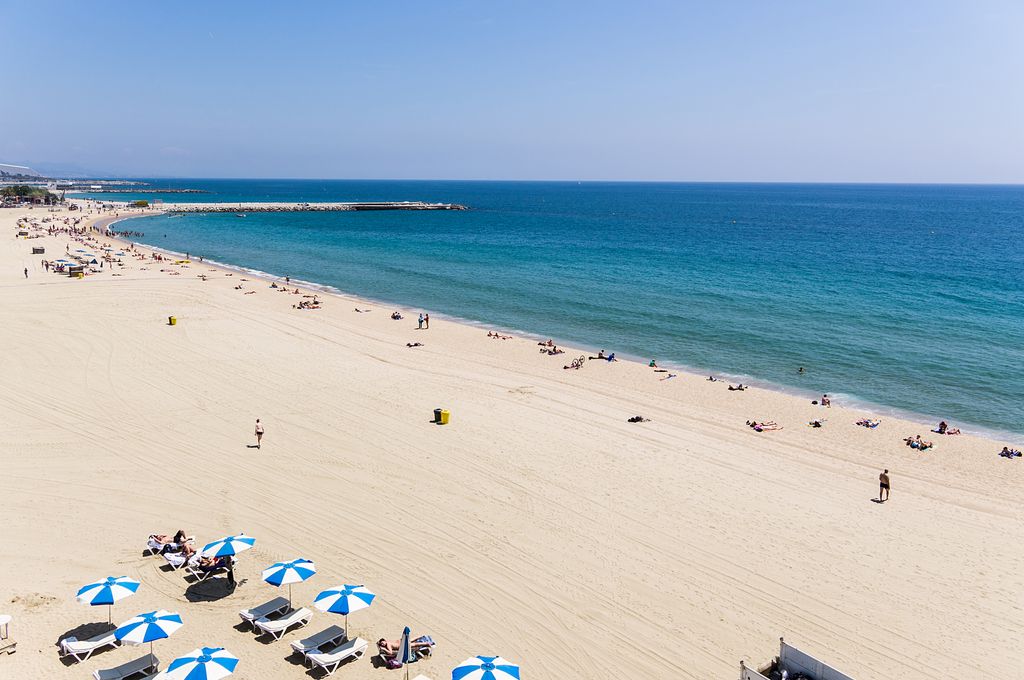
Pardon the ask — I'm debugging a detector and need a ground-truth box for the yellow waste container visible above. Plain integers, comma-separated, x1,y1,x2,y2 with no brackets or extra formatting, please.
440,409,451,425
168,316,177,326
76,272,84,279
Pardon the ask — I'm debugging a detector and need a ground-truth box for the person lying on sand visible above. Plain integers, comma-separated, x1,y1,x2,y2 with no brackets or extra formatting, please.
406,342,423,347
856,418,881,428
589,350,606,360
392,312,403,320
904,435,933,450
747,420,782,432
627,415,650,423
728,384,746,391
999,447,1022,458
809,419,824,428
707,375,718,382
538,339,554,347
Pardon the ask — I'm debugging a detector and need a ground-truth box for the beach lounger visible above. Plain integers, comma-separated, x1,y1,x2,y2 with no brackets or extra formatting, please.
185,556,235,582
92,653,158,680
161,551,197,571
290,624,346,658
146,535,194,556
58,629,119,662
306,637,368,676
239,596,291,630
254,607,313,640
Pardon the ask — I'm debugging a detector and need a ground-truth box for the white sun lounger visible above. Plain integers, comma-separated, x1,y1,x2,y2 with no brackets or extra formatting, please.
59,629,119,662
290,624,346,658
239,596,291,630
145,535,194,556
254,607,313,640
306,637,368,676
161,551,197,571
92,653,159,680
185,556,236,582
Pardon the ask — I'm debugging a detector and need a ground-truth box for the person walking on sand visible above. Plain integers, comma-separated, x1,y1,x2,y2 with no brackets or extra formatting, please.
878,469,890,502
255,419,264,449
24,267,28,278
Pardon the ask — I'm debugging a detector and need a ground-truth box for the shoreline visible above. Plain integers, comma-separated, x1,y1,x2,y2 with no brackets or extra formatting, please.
102,206,1024,446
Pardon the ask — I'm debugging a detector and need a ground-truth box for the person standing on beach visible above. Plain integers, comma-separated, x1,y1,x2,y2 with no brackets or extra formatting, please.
255,419,264,449
425,313,430,329
878,469,890,502
24,267,28,278
418,313,424,329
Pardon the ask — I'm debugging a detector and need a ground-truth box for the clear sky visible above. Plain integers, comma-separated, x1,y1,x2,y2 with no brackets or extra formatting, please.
2,1,1022,182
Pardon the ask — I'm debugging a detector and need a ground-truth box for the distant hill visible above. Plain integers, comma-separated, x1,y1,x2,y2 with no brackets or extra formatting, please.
0,162,44,179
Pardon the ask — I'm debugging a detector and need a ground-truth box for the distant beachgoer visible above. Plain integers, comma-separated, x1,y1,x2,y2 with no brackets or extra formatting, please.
285,276,290,284
649,359,657,368
878,469,890,502
798,366,805,374
255,419,264,449
418,313,424,329
937,421,948,434
821,394,831,407
24,267,28,278
425,313,430,329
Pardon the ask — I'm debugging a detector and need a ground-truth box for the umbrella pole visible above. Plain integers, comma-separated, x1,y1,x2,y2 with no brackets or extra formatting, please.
108,604,111,625
288,584,293,610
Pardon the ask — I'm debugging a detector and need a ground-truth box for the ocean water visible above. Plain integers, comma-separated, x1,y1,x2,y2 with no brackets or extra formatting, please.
80,180,1024,439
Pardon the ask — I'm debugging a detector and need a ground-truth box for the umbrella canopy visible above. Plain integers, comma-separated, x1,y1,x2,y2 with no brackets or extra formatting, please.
163,646,238,680
201,534,255,558
262,558,316,608
77,576,139,606
452,656,521,680
399,626,414,679
115,609,183,655
77,576,140,623
313,584,375,631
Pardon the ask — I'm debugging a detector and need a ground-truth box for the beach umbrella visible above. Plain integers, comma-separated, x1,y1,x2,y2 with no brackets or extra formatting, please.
399,626,414,680
313,584,375,632
261,558,316,608
162,646,238,680
115,609,183,656
452,656,520,680
200,534,255,558
76,576,140,624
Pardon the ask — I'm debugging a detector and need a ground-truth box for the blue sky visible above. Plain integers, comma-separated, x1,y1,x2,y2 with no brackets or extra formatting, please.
2,1,1022,181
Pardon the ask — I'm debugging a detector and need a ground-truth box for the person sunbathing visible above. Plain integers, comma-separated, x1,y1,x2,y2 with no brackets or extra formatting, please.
406,342,423,347
999,447,1022,458
589,350,606,360
728,384,746,391
392,312,403,320
378,638,433,657
197,556,227,572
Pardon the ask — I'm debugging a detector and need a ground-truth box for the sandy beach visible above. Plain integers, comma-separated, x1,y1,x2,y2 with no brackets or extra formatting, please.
1,204,1021,679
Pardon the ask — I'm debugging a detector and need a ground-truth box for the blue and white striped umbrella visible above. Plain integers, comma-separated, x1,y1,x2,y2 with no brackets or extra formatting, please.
77,576,140,623
261,558,316,608
313,584,375,631
200,534,255,558
452,656,521,680
163,646,239,680
399,626,414,679
115,609,183,655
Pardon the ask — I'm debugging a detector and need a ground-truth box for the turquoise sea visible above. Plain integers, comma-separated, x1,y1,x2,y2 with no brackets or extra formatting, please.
80,180,1024,440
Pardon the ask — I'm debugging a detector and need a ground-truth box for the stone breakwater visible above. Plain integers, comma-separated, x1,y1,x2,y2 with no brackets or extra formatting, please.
165,201,467,213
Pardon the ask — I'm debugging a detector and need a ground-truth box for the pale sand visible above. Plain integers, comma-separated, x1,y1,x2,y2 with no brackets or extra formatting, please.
0,205,1021,679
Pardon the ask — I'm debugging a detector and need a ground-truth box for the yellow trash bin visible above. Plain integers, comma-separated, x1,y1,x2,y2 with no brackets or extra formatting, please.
439,409,451,425
76,272,84,279
168,316,177,326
